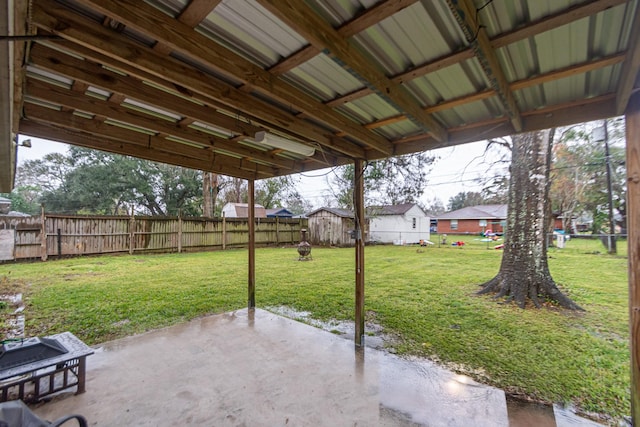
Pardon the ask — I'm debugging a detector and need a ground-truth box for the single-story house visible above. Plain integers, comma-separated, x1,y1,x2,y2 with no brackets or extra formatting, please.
306,207,363,246
265,208,294,218
222,203,267,218
436,205,507,234
368,203,430,244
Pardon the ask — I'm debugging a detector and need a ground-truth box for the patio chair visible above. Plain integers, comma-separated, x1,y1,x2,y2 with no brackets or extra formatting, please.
0,400,87,427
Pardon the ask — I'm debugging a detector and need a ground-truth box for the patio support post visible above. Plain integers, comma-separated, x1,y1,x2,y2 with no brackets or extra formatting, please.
248,179,256,309
626,93,640,424
354,158,365,346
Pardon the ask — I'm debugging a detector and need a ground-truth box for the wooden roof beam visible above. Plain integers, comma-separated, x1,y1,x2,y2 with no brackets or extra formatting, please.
446,0,522,132
22,104,276,178
326,0,627,108
29,44,262,139
154,0,221,55
25,78,300,171
177,0,221,27
27,3,359,162
269,0,419,75
616,1,640,114
257,0,448,144
391,93,617,156
52,44,349,166
492,0,628,49
365,52,625,130
68,0,393,156
19,119,260,180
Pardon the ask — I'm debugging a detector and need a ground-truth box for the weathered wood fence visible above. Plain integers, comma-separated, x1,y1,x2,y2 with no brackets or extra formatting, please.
0,214,307,262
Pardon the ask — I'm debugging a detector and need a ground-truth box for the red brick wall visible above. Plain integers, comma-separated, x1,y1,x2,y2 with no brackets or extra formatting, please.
437,219,504,234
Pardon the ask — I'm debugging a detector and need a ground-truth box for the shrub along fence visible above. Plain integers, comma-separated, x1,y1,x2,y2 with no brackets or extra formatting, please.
0,213,307,262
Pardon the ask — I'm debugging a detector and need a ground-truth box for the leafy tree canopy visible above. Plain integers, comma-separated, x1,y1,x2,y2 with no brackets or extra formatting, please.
331,153,435,209
15,147,203,216
550,118,626,234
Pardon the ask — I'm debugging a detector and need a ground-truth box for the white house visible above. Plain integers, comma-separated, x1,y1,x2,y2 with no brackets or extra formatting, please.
222,203,267,218
368,203,430,244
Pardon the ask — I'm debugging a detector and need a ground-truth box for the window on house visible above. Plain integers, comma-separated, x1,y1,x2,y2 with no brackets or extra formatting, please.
412,218,416,229
479,219,487,227
451,219,458,230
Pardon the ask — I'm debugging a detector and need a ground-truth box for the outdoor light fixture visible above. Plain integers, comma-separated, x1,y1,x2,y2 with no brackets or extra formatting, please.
253,131,315,157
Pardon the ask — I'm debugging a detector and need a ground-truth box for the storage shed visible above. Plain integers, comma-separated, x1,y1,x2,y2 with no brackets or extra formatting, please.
368,203,429,244
307,207,362,247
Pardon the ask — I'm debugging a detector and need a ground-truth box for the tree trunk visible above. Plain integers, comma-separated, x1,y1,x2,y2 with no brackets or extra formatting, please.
478,129,583,310
203,172,218,218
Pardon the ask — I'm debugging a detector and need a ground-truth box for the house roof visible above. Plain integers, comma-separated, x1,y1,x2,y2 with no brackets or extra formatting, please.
2,0,640,192
307,207,354,218
436,204,508,220
367,203,420,216
223,203,267,217
266,208,293,217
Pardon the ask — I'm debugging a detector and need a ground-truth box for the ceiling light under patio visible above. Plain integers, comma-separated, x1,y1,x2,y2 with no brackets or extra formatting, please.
253,131,315,157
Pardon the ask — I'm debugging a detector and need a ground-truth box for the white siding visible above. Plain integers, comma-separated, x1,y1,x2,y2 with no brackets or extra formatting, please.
369,205,430,244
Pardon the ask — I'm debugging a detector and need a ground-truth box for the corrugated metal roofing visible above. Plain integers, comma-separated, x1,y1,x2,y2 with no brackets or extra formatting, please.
307,207,355,218
2,0,639,188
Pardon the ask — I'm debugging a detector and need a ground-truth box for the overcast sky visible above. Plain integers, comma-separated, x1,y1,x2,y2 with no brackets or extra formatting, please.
15,135,506,209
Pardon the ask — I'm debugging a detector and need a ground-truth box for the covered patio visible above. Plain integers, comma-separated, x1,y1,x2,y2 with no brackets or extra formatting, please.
1,0,640,424
29,309,598,426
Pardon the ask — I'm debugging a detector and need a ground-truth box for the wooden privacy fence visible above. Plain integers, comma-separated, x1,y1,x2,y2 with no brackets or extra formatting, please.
0,214,307,261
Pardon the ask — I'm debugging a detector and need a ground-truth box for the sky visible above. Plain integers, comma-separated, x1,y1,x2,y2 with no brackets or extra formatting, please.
294,141,509,209
14,135,507,209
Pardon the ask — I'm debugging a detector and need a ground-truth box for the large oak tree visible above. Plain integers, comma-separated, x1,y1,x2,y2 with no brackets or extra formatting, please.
478,129,582,310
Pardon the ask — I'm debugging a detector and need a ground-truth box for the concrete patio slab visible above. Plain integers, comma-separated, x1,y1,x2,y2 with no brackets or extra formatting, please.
30,308,510,426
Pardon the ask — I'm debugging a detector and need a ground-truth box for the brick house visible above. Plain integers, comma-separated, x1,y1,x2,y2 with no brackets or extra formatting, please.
435,205,507,234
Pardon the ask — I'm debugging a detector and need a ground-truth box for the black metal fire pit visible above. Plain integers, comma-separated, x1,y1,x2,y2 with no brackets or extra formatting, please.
0,337,68,370
297,229,312,261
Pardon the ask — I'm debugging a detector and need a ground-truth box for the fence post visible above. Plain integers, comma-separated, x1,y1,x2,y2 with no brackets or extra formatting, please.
222,213,226,250
129,209,135,255
57,228,62,259
40,205,47,261
178,211,182,253
275,217,280,245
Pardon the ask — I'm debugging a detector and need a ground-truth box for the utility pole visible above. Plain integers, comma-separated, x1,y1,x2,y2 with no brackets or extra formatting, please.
603,120,617,254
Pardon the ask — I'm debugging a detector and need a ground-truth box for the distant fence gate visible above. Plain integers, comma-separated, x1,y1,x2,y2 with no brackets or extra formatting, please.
0,214,307,262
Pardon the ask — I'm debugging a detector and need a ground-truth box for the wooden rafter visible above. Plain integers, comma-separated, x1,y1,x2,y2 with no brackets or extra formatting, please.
19,119,260,180
154,0,221,55
177,0,221,27
491,0,627,49
29,45,261,138
326,0,627,108
446,0,522,132
257,0,447,143
269,0,419,75
616,1,640,114
25,78,299,171
365,53,626,130
65,0,394,156
22,104,280,178
29,5,360,160
46,42,349,163
391,93,617,157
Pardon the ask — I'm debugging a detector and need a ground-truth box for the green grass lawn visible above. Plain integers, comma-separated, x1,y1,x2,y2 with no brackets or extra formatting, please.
0,236,629,421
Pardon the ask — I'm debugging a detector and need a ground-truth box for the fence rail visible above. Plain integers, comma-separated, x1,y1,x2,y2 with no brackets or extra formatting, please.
0,214,307,262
